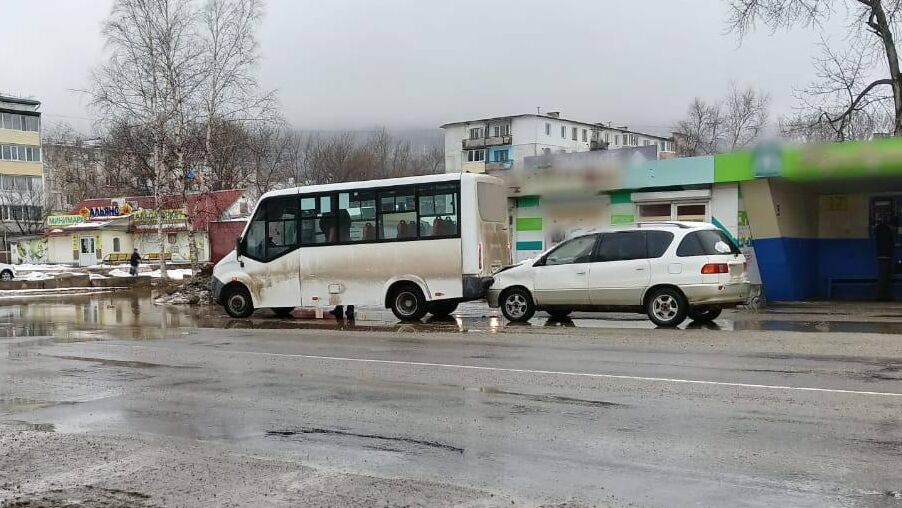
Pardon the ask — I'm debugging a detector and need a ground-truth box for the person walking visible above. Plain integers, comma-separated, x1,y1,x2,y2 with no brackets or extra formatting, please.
129,248,141,276
875,218,895,301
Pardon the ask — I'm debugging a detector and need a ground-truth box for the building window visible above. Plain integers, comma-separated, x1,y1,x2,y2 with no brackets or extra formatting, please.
582,129,588,142
501,124,510,135
466,149,485,162
571,127,578,140
0,113,39,132
493,126,500,137
560,125,566,138
469,127,482,139
494,149,509,162
614,135,620,145
113,237,121,252
545,123,551,135
0,144,40,162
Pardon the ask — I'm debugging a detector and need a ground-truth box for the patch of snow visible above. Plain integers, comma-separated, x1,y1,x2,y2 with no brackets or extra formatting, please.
14,264,77,272
108,269,133,278
89,273,107,279
19,271,55,281
145,268,193,280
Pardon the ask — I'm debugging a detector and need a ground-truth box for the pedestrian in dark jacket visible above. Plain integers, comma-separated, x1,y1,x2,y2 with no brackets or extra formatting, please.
876,219,895,301
129,248,141,276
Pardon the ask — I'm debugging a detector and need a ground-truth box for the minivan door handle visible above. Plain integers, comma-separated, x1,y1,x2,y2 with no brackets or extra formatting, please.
635,267,646,271
575,271,587,275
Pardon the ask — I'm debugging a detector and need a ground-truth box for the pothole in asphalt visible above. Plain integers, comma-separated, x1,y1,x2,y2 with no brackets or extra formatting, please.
478,387,627,408
265,427,464,454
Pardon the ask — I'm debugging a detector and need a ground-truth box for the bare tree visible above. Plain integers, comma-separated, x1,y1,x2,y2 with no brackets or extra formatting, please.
724,85,771,150
674,86,769,155
88,0,207,276
728,0,902,138
42,123,107,212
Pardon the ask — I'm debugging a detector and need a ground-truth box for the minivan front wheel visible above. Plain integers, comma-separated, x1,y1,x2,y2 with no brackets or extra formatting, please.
646,287,688,327
500,287,535,322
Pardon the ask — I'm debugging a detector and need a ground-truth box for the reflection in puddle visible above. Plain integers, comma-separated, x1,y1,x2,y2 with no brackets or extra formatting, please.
0,292,900,337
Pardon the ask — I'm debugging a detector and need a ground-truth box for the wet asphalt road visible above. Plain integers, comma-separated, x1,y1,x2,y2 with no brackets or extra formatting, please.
2,295,902,507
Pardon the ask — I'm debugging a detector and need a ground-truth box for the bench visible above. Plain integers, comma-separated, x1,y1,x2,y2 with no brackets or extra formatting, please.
101,252,131,266
827,276,902,299
144,252,173,262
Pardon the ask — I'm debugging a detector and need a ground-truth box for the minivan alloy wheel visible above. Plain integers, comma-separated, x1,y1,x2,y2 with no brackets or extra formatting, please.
504,293,528,319
652,294,679,321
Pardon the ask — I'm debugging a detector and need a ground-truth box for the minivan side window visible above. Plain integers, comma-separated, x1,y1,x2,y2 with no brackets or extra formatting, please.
646,230,674,258
676,230,741,257
542,235,597,266
595,231,646,261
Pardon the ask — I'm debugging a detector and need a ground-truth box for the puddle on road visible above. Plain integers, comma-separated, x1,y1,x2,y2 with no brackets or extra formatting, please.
1,292,902,339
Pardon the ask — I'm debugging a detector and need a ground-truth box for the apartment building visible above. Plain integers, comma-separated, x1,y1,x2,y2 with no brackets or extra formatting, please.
441,112,674,173
0,94,44,260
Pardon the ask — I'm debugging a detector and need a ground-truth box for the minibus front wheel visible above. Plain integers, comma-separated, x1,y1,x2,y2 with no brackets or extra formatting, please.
223,284,254,318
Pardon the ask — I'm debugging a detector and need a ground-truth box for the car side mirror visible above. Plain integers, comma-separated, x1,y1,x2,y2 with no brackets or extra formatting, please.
236,238,243,258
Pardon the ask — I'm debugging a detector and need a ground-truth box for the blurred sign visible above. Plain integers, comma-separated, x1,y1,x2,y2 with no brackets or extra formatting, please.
47,215,85,227
132,209,188,226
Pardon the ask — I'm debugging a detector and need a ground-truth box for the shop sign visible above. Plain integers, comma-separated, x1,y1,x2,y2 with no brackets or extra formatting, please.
79,203,134,220
132,209,189,225
47,215,85,227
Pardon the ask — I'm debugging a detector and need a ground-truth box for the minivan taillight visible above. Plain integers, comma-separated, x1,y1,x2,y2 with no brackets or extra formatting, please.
701,263,729,274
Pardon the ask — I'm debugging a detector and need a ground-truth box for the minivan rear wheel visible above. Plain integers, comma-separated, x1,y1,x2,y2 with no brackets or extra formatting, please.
500,287,535,323
646,287,688,327
688,305,722,322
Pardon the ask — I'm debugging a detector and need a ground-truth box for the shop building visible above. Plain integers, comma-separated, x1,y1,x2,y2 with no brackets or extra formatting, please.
12,189,249,265
492,137,902,302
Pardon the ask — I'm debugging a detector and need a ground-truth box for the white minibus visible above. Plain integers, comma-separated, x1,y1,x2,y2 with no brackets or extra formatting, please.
212,173,509,320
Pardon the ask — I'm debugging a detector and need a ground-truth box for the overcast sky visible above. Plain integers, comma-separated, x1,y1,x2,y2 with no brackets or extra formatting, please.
2,0,849,136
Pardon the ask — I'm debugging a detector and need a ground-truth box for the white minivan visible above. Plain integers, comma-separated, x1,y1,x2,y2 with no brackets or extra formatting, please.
487,222,750,327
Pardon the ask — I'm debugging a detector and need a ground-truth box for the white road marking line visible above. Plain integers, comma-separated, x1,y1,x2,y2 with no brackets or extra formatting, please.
104,343,902,398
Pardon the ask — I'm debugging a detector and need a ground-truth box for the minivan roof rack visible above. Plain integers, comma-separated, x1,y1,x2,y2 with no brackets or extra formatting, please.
635,221,692,229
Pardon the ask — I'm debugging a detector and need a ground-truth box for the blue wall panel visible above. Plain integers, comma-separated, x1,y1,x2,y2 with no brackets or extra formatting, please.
753,237,819,301
755,237,887,300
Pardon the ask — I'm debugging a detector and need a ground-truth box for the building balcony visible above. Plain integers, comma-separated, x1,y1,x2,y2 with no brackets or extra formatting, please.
485,160,513,171
462,135,512,150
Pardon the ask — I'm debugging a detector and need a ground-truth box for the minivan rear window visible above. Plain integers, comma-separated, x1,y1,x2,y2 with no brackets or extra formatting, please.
676,230,741,257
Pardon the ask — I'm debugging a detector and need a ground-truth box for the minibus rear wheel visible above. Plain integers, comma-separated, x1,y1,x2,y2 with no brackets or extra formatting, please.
390,284,427,322
223,284,254,318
